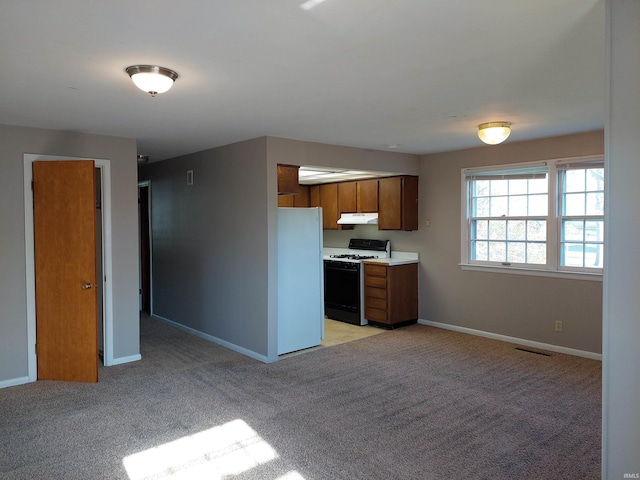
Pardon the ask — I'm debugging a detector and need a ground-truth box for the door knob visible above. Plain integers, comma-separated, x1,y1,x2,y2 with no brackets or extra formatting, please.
82,283,93,290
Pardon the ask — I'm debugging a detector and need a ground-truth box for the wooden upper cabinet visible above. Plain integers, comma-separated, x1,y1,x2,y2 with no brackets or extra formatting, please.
278,195,294,207
294,184,310,207
319,183,339,229
278,184,310,207
378,176,418,231
357,179,378,213
309,185,320,207
277,164,299,195
338,182,357,214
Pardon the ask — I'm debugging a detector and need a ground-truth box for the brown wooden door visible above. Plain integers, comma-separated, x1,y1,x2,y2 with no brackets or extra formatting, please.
33,160,98,383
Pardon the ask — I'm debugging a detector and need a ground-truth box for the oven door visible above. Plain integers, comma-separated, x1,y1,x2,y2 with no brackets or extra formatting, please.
324,260,361,325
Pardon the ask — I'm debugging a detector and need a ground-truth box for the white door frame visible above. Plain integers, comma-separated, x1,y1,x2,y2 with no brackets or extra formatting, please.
23,154,115,382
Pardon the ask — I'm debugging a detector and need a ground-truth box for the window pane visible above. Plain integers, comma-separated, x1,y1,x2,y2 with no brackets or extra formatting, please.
490,196,508,216
474,180,490,197
473,220,488,240
474,197,490,217
489,241,506,262
472,241,488,261
507,242,526,263
527,243,546,264
527,220,546,241
507,220,526,241
508,195,527,216
565,169,585,193
528,177,547,194
509,179,527,195
586,192,604,215
488,220,506,240
562,243,584,267
490,179,508,196
585,220,604,242
586,168,604,191
585,244,604,269
528,194,548,216
562,220,584,242
564,193,585,216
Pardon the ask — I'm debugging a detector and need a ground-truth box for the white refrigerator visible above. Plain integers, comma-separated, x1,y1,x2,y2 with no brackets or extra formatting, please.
277,207,324,355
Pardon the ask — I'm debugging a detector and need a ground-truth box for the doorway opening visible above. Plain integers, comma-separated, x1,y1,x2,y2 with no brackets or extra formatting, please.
138,181,152,315
23,154,114,382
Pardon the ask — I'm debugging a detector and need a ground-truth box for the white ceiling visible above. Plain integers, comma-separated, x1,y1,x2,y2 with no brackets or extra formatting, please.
0,1,604,162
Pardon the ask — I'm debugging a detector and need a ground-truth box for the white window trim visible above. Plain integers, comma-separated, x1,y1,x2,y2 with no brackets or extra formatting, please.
460,155,604,279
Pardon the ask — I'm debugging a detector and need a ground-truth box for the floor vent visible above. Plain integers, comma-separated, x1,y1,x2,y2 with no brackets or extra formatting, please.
515,347,551,357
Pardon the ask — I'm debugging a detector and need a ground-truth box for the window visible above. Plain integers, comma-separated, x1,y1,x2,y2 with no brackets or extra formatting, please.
558,163,604,269
462,156,604,277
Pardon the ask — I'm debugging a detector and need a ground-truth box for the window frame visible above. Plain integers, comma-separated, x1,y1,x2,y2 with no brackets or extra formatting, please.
460,155,604,280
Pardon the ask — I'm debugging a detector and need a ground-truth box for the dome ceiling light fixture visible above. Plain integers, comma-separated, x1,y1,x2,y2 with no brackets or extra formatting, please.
477,122,512,145
125,65,178,97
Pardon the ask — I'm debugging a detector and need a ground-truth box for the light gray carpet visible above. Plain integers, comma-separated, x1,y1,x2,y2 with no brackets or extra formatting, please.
0,314,601,479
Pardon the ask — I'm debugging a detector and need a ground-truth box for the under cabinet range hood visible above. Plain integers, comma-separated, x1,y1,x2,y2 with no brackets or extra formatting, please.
337,213,378,225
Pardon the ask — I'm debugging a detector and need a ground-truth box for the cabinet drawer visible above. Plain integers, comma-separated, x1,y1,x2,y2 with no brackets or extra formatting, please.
366,296,387,310
365,286,386,299
365,307,388,323
365,275,386,288
365,264,387,277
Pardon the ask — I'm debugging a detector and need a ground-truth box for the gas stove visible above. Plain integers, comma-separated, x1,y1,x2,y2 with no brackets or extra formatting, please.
324,238,390,263
323,239,390,326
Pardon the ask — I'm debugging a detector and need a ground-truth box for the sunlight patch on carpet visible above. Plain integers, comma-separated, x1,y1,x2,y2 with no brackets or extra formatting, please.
123,419,290,479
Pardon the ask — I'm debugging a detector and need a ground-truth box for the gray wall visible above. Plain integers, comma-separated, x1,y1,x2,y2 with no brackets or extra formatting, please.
0,124,140,384
139,138,272,360
419,131,604,354
602,0,640,476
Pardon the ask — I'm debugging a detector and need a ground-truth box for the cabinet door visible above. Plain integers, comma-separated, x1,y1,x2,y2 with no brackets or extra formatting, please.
357,179,378,212
293,185,310,207
378,177,402,230
338,181,357,214
388,263,418,322
278,195,294,207
320,183,338,229
401,176,419,231
277,164,299,195
309,185,320,207
378,176,419,231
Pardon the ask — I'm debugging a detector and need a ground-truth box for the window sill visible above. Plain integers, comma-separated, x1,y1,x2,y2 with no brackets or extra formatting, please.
459,263,603,282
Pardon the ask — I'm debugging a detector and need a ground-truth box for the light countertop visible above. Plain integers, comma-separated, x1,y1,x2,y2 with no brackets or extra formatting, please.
363,252,419,266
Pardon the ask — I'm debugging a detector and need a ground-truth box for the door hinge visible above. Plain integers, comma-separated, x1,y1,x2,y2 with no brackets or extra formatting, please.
34,343,37,355
31,180,34,191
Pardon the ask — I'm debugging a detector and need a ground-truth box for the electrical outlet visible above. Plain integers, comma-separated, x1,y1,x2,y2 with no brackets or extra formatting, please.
555,320,563,332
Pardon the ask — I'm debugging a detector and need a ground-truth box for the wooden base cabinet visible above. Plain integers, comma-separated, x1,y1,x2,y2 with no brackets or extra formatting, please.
364,262,418,328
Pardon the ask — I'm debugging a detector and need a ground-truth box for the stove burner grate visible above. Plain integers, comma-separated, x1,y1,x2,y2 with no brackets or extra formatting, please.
329,254,378,260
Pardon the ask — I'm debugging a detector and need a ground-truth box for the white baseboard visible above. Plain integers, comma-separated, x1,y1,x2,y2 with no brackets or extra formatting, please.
0,376,30,389
110,354,142,366
418,319,602,361
152,314,272,363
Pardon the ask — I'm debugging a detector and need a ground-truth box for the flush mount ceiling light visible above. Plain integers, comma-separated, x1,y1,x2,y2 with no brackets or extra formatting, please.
477,122,512,145
125,65,178,97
